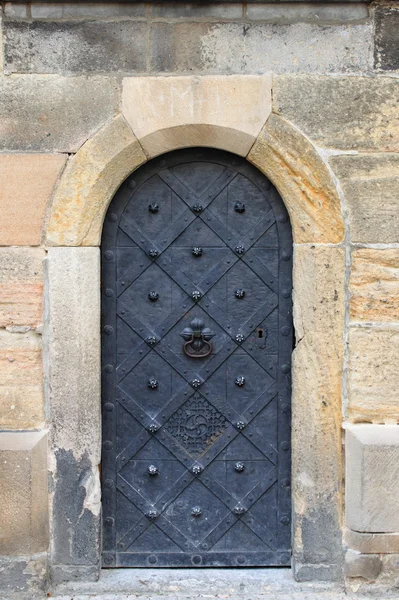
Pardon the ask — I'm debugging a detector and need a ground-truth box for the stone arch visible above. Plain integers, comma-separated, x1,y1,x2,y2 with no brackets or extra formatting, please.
43,75,345,584
44,76,343,247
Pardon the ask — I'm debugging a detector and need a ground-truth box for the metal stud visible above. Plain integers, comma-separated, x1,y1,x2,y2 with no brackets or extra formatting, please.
192,204,203,213
148,291,159,302
149,249,159,258
236,421,246,431
191,379,201,389
233,505,246,516
192,247,202,257
148,465,159,476
146,509,158,520
235,376,245,387
148,423,159,434
235,462,245,472
192,290,202,301
146,335,157,346
192,506,202,517
235,288,245,299
235,333,245,343
148,203,159,213
235,244,245,255
148,378,158,389
234,202,246,213
192,465,203,475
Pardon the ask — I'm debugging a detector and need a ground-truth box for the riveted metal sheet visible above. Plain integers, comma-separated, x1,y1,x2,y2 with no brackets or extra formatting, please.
101,148,293,567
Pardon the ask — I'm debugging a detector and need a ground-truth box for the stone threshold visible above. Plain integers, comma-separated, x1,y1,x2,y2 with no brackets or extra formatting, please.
51,568,345,599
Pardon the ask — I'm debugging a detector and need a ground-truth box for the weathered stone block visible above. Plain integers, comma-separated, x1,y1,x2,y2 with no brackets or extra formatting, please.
375,5,399,71
44,248,101,569
31,2,146,18
345,527,399,554
0,247,45,328
248,114,344,244
0,154,66,246
346,424,399,533
292,246,344,574
348,327,399,422
350,249,399,322
122,75,271,158
0,75,120,153
45,115,146,246
247,3,369,23
4,20,147,73
150,2,243,18
330,154,399,243
150,21,371,74
0,329,44,429
345,549,382,581
0,431,48,554
0,553,47,600
274,76,399,151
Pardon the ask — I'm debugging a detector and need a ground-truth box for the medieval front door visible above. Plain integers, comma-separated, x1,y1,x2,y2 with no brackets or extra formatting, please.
101,149,292,568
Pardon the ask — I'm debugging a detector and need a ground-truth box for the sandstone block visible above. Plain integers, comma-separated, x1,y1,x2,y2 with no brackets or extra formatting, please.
345,549,382,581
31,2,146,18
348,327,399,422
375,5,399,71
0,431,48,554
122,75,271,158
0,329,44,429
0,154,66,246
0,247,45,328
0,75,120,153
345,527,399,554
346,424,399,533
246,3,369,23
248,114,344,243
150,21,371,74
150,2,243,18
330,154,399,243
45,115,146,246
292,246,344,570
4,20,146,74
350,249,399,322
45,248,101,568
274,76,399,152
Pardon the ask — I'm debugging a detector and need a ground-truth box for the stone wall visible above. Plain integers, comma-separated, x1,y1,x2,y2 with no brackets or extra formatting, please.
0,1,398,598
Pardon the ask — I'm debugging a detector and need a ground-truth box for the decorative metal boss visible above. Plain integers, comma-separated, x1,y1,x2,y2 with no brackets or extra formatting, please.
180,317,214,358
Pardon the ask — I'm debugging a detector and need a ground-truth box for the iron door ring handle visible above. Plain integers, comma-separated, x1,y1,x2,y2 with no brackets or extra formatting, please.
183,335,213,359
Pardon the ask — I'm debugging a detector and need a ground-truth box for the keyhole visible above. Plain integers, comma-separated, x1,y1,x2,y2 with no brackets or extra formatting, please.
258,329,264,338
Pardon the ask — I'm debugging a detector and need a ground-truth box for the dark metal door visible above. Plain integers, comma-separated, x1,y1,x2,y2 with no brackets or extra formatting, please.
101,149,292,568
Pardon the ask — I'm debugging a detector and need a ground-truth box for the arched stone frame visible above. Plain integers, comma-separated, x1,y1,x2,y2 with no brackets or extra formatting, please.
42,75,345,584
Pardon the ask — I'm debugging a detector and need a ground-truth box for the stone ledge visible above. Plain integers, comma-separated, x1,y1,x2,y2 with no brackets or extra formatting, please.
345,527,399,554
345,424,399,533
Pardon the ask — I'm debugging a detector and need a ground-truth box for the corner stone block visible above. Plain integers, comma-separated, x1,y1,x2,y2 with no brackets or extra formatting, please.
274,76,399,152
348,327,399,422
122,75,272,158
0,154,66,246
0,329,44,430
248,114,344,244
350,248,399,323
45,115,146,246
345,549,382,581
45,247,101,572
330,154,399,244
346,424,399,533
292,246,345,577
0,431,48,555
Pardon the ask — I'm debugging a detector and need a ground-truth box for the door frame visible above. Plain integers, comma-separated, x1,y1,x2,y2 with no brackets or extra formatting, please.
43,75,345,584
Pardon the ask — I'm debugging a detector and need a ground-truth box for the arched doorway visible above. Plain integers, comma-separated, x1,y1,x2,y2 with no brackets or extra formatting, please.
101,148,293,568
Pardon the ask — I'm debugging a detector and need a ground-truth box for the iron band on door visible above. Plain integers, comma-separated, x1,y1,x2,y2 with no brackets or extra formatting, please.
101,148,293,568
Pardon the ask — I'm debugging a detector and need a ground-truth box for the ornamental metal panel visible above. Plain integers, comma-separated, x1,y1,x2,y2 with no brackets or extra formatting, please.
101,149,293,568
